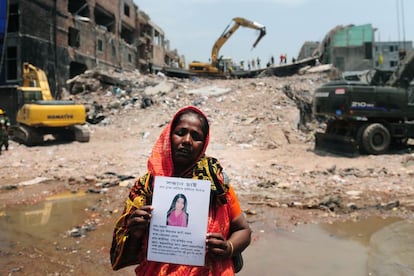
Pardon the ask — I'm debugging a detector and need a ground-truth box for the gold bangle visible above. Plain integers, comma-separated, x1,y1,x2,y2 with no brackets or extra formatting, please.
227,240,234,257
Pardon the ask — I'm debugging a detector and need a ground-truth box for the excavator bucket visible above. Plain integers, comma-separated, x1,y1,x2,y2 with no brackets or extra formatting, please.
252,29,266,48
314,132,360,157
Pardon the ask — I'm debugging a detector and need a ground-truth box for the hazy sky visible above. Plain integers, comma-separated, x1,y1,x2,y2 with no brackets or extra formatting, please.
134,0,413,66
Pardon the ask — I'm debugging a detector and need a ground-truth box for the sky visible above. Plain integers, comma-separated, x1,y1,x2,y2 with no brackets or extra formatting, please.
134,0,413,67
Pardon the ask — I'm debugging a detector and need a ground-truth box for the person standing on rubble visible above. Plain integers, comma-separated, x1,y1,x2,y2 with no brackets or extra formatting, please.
110,106,251,275
0,109,10,154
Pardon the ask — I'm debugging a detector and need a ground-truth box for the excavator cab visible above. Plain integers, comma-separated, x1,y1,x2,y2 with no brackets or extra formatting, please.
21,88,43,103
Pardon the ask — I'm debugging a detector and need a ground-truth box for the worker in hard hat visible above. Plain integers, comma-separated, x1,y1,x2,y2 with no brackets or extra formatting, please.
0,109,10,154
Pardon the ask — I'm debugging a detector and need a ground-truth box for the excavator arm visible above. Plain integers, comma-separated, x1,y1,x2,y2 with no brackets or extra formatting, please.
386,49,414,88
211,17,266,67
22,62,53,100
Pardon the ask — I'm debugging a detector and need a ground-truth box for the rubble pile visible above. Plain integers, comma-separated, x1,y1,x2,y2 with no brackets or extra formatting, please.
1,65,414,275
63,68,330,149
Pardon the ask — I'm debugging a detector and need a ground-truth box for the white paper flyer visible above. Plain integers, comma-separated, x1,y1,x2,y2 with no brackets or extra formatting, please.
147,176,211,266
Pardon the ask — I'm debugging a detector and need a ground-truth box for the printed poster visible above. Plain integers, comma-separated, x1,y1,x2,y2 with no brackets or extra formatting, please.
147,176,211,266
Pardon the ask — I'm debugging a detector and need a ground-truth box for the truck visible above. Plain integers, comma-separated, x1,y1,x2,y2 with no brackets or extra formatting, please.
0,62,89,146
188,17,266,77
313,49,414,155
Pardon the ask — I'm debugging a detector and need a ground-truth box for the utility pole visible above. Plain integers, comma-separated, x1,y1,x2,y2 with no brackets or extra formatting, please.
400,0,406,45
396,0,406,60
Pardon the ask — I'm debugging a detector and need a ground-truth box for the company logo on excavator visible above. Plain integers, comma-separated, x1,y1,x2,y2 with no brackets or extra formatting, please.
351,101,374,108
47,114,74,119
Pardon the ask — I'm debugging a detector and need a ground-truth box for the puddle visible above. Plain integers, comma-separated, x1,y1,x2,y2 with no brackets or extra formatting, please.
0,190,97,244
1,193,414,275
241,217,414,276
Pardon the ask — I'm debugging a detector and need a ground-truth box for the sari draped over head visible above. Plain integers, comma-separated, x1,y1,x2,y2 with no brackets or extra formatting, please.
110,106,238,275
147,105,210,177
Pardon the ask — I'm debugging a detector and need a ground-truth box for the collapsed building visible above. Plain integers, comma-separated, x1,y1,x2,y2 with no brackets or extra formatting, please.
300,24,413,72
0,0,182,97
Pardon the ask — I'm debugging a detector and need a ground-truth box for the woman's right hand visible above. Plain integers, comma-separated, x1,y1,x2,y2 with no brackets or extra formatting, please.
126,205,153,239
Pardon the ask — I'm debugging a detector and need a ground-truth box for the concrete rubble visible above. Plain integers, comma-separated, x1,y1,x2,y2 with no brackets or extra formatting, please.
1,64,414,275
6,64,412,219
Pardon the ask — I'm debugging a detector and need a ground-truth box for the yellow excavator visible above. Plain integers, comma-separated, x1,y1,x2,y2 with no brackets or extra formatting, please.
2,63,89,146
189,17,266,77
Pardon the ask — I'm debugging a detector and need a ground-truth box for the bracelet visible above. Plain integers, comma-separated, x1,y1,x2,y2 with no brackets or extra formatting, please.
227,240,234,257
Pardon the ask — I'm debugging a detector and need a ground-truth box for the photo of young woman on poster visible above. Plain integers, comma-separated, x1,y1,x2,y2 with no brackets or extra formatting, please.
166,193,189,227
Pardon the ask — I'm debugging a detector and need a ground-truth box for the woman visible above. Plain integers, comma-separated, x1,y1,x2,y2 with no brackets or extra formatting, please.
166,193,189,227
110,106,251,275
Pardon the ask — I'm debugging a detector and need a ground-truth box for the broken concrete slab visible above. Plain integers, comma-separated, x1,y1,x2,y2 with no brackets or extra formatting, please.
185,85,232,97
144,81,174,96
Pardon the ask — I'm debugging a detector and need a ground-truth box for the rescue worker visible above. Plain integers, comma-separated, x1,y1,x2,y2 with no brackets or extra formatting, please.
0,109,10,154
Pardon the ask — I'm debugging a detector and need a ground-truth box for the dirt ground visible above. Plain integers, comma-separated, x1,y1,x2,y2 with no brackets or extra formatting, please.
1,71,414,274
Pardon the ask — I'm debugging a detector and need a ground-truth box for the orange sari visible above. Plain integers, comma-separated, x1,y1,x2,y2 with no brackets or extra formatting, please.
110,106,241,275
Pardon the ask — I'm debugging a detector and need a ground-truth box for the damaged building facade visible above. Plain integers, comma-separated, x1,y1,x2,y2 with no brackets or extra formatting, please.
300,24,412,73
316,24,377,71
0,0,182,97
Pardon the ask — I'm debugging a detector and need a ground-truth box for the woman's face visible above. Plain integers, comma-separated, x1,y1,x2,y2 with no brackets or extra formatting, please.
175,198,185,211
171,113,206,171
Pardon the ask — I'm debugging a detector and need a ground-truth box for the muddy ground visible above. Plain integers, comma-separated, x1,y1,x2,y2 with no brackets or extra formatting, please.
1,70,414,275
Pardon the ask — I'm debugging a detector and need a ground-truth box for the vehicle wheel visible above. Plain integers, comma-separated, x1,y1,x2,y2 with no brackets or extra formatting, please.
361,123,391,154
355,124,368,153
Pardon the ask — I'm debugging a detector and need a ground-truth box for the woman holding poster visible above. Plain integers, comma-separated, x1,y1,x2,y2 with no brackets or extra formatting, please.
110,106,251,275
166,193,189,227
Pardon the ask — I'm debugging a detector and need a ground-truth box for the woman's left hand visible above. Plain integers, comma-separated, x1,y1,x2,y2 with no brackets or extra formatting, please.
205,213,252,260
206,233,231,258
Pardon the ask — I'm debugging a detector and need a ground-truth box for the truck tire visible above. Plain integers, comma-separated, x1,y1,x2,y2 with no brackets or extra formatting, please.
362,123,391,154
356,124,368,153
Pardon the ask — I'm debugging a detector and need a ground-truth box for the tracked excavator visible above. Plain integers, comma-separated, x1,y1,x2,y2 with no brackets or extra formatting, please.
189,17,266,77
0,63,89,146
313,49,414,155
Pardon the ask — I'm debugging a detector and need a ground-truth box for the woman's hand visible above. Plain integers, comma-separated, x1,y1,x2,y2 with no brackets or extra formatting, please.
206,213,252,259
127,205,153,239
206,233,232,258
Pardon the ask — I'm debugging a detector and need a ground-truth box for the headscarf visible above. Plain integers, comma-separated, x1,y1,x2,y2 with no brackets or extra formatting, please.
147,106,210,176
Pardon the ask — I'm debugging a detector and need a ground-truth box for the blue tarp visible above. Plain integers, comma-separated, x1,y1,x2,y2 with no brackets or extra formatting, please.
0,0,7,42
0,0,7,76
0,0,7,33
